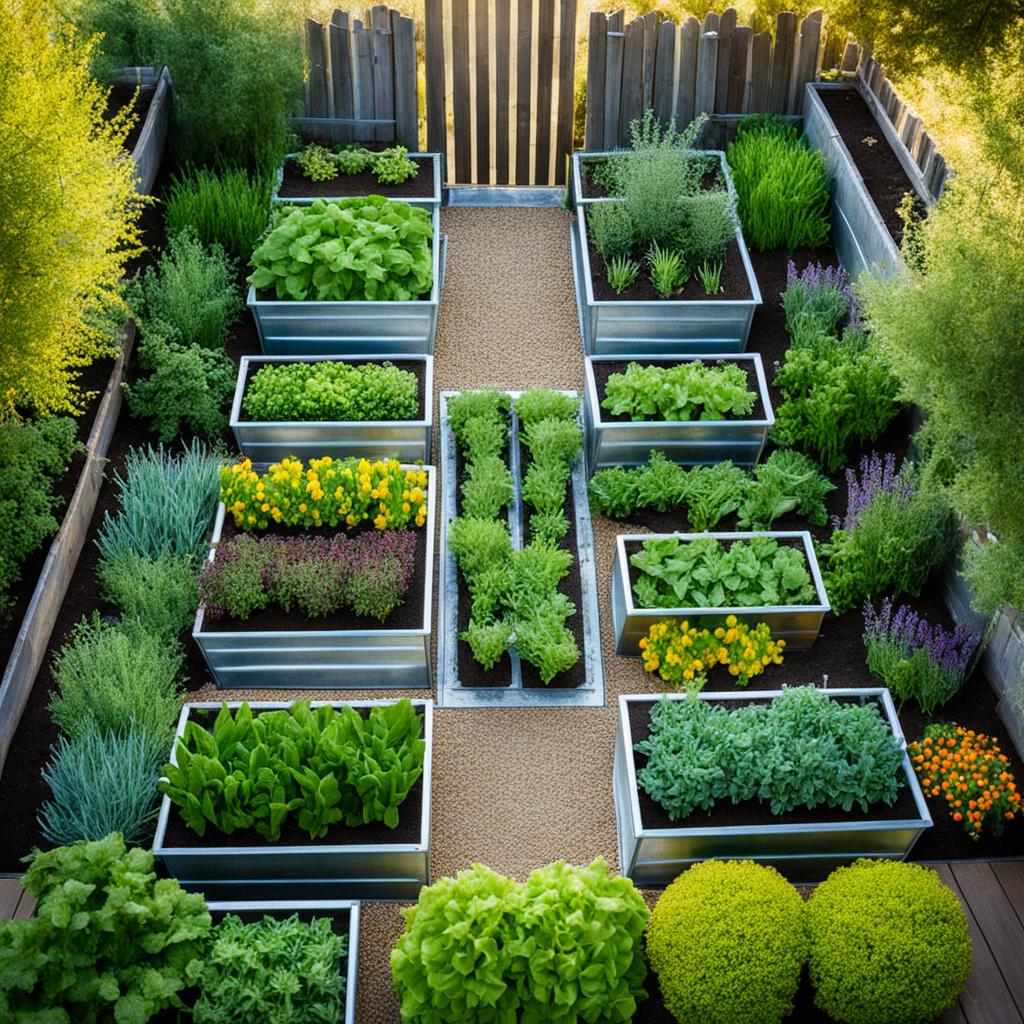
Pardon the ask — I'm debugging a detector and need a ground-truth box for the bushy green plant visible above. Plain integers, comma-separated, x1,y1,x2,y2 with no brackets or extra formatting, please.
647,860,806,1024
647,241,686,297
98,551,199,642
69,0,162,75
461,455,514,519
602,361,756,422
781,260,855,338
334,145,375,175
630,535,814,609
0,834,210,1023
38,723,164,846
682,461,750,530
634,451,690,514
391,858,648,1024
164,164,274,259
447,388,511,443
514,388,579,426
447,517,513,581
606,255,640,293
727,117,830,250
806,860,972,1024
588,466,641,518
243,359,419,423
737,449,835,529
373,145,418,185
296,143,338,182
588,200,635,261
696,259,723,295
250,197,433,302
162,699,425,840
0,416,79,617
48,615,184,747
676,189,736,266
636,686,906,818
194,913,347,1024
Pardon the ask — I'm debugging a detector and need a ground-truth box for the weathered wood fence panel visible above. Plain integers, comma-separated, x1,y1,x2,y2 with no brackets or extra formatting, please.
301,7,418,149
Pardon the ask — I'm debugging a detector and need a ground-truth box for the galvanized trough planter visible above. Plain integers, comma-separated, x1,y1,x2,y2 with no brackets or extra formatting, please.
583,353,774,474
229,354,433,463
248,206,446,356
611,530,830,655
205,900,360,1024
437,391,605,708
154,700,432,900
274,152,443,208
192,464,436,689
110,66,172,195
614,688,932,885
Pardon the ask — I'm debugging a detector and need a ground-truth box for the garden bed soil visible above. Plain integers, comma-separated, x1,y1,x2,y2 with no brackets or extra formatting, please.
818,88,925,243
278,154,435,201
103,82,156,154
587,237,752,302
591,357,766,424
578,154,724,200
236,357,428,423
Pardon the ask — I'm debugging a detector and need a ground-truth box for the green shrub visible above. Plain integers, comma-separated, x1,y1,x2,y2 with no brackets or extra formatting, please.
588,465,641,518
682,461,750,530
334,144,376,175
164,164,274,259
447,388,510,456
97,551,199,642
737,448,835,529
295,143,337,182
522,418,583,465
447,517,513,582
676,189,736,266
0,834,210,1023
807,860,972,1024
588,200,635,261
727,116,830,250
514,388,579,426
69,0,162,75
647,860,806,1024
391,858,648,1024
38,723,164,846
374,145,418,184
461,455,514,519
0,416,79,618
48,616,184,746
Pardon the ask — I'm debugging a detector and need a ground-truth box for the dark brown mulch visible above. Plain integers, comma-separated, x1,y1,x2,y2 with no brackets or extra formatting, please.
818,88,925,244
103,82,156,155
277,155,435,201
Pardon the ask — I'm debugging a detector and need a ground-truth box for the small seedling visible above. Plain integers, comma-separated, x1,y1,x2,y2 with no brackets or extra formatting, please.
647,241,686,298
697,260,723,295
606,255,640,294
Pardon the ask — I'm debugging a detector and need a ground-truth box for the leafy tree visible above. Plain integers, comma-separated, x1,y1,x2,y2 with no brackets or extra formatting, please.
0,0,142,418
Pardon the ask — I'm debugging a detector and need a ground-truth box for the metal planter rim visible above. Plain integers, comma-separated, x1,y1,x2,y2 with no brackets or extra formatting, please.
273,151,443,206
571,149,740,206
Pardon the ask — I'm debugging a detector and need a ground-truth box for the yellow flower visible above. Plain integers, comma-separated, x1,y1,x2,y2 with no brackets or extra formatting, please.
374,514,387,529
299,503,307,513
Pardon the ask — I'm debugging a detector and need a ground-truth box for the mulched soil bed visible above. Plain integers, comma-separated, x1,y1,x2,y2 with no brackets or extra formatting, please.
818,87,925,244
103,82,156,155
277,154,435,201
578,154,724,200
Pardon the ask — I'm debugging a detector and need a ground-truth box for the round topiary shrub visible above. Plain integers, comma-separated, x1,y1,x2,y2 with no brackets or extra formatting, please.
646,859,807,1024
806,859,972,1024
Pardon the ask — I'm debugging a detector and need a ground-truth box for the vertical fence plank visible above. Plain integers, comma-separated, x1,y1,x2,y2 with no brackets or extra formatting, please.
821,29,841,71
901,113,922,155
603,11,624,152
652,18,676,126
475,0,491,181
329,11,354,144
370,5,395,142
641,11,657,111
392,12,417,149
451,0,472,181
748,30,771,113
306,18,329,119
790,10,821,114
841,37,860,72
534,0,556,182
768,11,796,114
916,131,935,174
353,19,376,142
585,11,607,150
515,0,533,183
495,0,512,182
424,0,447,159
703,10,720,33
554,0,577,185
619,17,645,143
714,7,736,113
695,30,718,116
676,16,699,130
727,24,751,113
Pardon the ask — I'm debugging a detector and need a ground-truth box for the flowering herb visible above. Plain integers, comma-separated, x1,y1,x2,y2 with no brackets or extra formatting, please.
781,260,858,338
835,451,912,532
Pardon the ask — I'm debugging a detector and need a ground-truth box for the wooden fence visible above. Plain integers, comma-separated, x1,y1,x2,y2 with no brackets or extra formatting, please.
301,7,418,148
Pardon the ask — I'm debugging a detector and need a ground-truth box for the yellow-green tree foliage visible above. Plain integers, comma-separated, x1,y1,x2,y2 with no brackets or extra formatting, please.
0,0,142,418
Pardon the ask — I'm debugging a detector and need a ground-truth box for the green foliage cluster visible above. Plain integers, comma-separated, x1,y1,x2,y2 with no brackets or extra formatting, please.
296,144,338,182
647,860,807,1024
727,116,830,250
629,535,816,610
606,255,640,293
806,859,972,1024
738,448,836,529
391,858,649,1024
162,699,425,841
519,389,582,541
294,143,419,186
249,198,433,302
98,550,199,643
601,360,756,421
636,686,906,819
0,416,79,618
371,145,419,185
647,241,686,297
334,145,376,175
0,835,210,1023
243,359,419,423
194,913,347,1024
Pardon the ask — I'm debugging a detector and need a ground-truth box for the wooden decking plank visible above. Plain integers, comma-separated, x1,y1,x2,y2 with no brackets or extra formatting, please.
0,878,23,919
939,998,970,1024
991,860,1024,929
13,890,35,919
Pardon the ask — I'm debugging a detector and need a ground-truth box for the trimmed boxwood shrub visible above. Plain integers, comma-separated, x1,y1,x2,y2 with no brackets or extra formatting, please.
806,859,972,1024
646,860,806,1024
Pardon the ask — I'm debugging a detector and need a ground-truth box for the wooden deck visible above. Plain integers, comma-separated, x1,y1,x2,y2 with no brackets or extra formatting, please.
1,862,1022,1023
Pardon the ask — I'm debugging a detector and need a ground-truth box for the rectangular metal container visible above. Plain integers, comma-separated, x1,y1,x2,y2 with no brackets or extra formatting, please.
248,206,446,356
112,66,172,196
205,900,360,1024
583,353,774,474
192,465,436,689
612,530,830,654
154,700,432,900
274,152,443,208
229,354,433,463
614,688,932,885
571,204,761,356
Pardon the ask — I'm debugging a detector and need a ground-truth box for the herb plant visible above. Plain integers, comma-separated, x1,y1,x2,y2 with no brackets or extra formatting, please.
162,699,425,841
296,143,338,182
676,189,736,267
514,388,580,427
588,200,635,261
697,259,723,294
683,461,751,530
334,145,375,175
601,361,756,422
373,145,418,184
98,551,199,642
647,241,686,297
781,260,858,338
736,448,834,529
606,255,640,293
461,455,514,519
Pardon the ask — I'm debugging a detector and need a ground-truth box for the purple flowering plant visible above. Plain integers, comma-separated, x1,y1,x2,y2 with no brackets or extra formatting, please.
781,260,861,339
834,451,913,532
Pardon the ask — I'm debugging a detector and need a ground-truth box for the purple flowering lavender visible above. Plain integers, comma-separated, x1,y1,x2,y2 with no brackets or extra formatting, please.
835,451,914,531
782,260,858,338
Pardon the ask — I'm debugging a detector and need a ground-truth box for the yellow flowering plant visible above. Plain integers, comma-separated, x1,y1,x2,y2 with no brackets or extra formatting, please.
639,615,785,691
220,456,428,531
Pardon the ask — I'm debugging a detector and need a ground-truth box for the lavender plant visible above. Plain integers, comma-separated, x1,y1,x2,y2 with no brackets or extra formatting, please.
781,260,860,341
834,451,912,532
863,598,980,712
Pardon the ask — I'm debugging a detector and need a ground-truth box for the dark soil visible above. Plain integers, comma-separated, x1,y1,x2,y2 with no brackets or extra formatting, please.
236,356,428,423
818,88,926,244
589,237,753,302
578,154,724,200
591,357,767,424
277,154,435,201
103,82,156,155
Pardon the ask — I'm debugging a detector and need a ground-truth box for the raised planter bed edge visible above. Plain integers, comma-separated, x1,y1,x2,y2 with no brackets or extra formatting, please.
274,151,443,207
111,66,172,196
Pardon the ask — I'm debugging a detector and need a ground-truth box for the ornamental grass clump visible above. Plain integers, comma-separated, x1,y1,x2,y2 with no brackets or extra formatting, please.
806,859,972,1024
646,860,806,1024
863,598,980,711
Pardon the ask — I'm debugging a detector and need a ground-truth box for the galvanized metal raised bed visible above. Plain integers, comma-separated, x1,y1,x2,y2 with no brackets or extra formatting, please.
229,354,433,463
205,900,360,1024
611,530,830,655
614,688,932,885
154,700,432,900
248,206,446,356
583,353,774,474
112,66,172,195
192,465,436,689
437,391,605,708
274,152,442,208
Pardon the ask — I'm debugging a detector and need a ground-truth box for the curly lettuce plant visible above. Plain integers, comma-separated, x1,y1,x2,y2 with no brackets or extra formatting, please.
601,360,756,422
